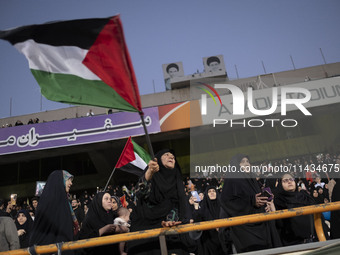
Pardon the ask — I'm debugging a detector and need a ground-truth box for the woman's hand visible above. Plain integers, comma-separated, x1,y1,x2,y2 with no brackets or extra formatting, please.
6,204,12,213
255,193,268,208
266,194,276,212
17,229,25,236
193,201,199,210
161,221,182,227
145,159,159,181
265,199,276,212
99,224,116,236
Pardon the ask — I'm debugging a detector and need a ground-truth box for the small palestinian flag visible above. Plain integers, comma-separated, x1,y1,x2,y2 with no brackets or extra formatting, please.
0,15,141,112
116,136,151,176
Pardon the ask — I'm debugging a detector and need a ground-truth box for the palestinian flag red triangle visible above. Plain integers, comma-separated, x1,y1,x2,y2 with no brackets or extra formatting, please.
115,136,151,176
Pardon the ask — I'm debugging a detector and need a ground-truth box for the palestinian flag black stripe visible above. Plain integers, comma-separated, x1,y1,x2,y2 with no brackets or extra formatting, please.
0,17,110,48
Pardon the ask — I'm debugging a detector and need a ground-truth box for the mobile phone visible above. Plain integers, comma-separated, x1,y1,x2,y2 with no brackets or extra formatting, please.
191,191,201,202
261,187,273,201
35,181,46,196
10,194,17,205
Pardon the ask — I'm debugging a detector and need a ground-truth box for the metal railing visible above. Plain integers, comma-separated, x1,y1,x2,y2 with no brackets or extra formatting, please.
1,201,340,255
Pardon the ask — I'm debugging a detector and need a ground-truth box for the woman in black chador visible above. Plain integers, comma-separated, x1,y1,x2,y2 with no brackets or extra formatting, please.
274,173,316,245
193,185,224,255
128,149,194,255
15,209,34,248
331,175,340,239
220,154,281,253
79,192,127,255
29,170,78,255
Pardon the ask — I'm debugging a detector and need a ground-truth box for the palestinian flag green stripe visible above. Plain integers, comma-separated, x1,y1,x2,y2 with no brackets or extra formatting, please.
31,69,136,111
131,139,151,166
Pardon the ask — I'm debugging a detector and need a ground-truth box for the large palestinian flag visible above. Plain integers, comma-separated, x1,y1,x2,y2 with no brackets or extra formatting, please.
0,15,141,112
115,136,151,176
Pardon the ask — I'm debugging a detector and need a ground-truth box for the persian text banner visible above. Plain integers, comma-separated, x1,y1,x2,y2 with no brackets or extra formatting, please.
0,107,160,155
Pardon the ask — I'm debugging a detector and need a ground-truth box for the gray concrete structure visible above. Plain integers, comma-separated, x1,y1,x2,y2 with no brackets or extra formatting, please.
0,62,339,198
1,62,339,127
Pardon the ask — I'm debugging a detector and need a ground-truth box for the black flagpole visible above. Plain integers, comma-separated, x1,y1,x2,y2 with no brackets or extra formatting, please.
139,111,167,253
103,166,117,192
139,111,155,159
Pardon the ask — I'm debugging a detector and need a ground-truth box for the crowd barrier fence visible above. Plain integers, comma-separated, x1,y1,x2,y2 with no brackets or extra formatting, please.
1,201,340,255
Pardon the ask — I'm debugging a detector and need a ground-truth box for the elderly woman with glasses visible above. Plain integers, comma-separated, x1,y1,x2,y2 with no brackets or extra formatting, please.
274,173,328,245
128,149,194,254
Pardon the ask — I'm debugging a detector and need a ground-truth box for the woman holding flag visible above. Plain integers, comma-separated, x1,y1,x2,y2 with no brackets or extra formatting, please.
128,149,194,254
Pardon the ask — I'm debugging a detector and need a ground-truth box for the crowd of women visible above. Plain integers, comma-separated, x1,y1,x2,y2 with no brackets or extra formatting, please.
1,151,339,254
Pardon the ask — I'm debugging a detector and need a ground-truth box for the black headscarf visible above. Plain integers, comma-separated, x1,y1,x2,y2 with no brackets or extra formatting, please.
274,173,315,209
111,195,122,217
221,154,262,217
220,154,282,252
195,186,224,255
128,149,194,254
200,186,221,220
15,209,33,248
79,192,114,239
331,178,340,238
79,192,118,255
316,187,325,203
274,173,316,208
311,188,324,204
133,149,191,227
273,173,315,245
29,170,74,254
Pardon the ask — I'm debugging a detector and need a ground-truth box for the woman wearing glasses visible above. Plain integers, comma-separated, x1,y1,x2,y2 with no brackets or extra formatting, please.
128,149,194,254
274,173,325,245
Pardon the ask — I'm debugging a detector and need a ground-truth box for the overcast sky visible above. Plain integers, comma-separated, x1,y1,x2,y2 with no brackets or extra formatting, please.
1,0,340,118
